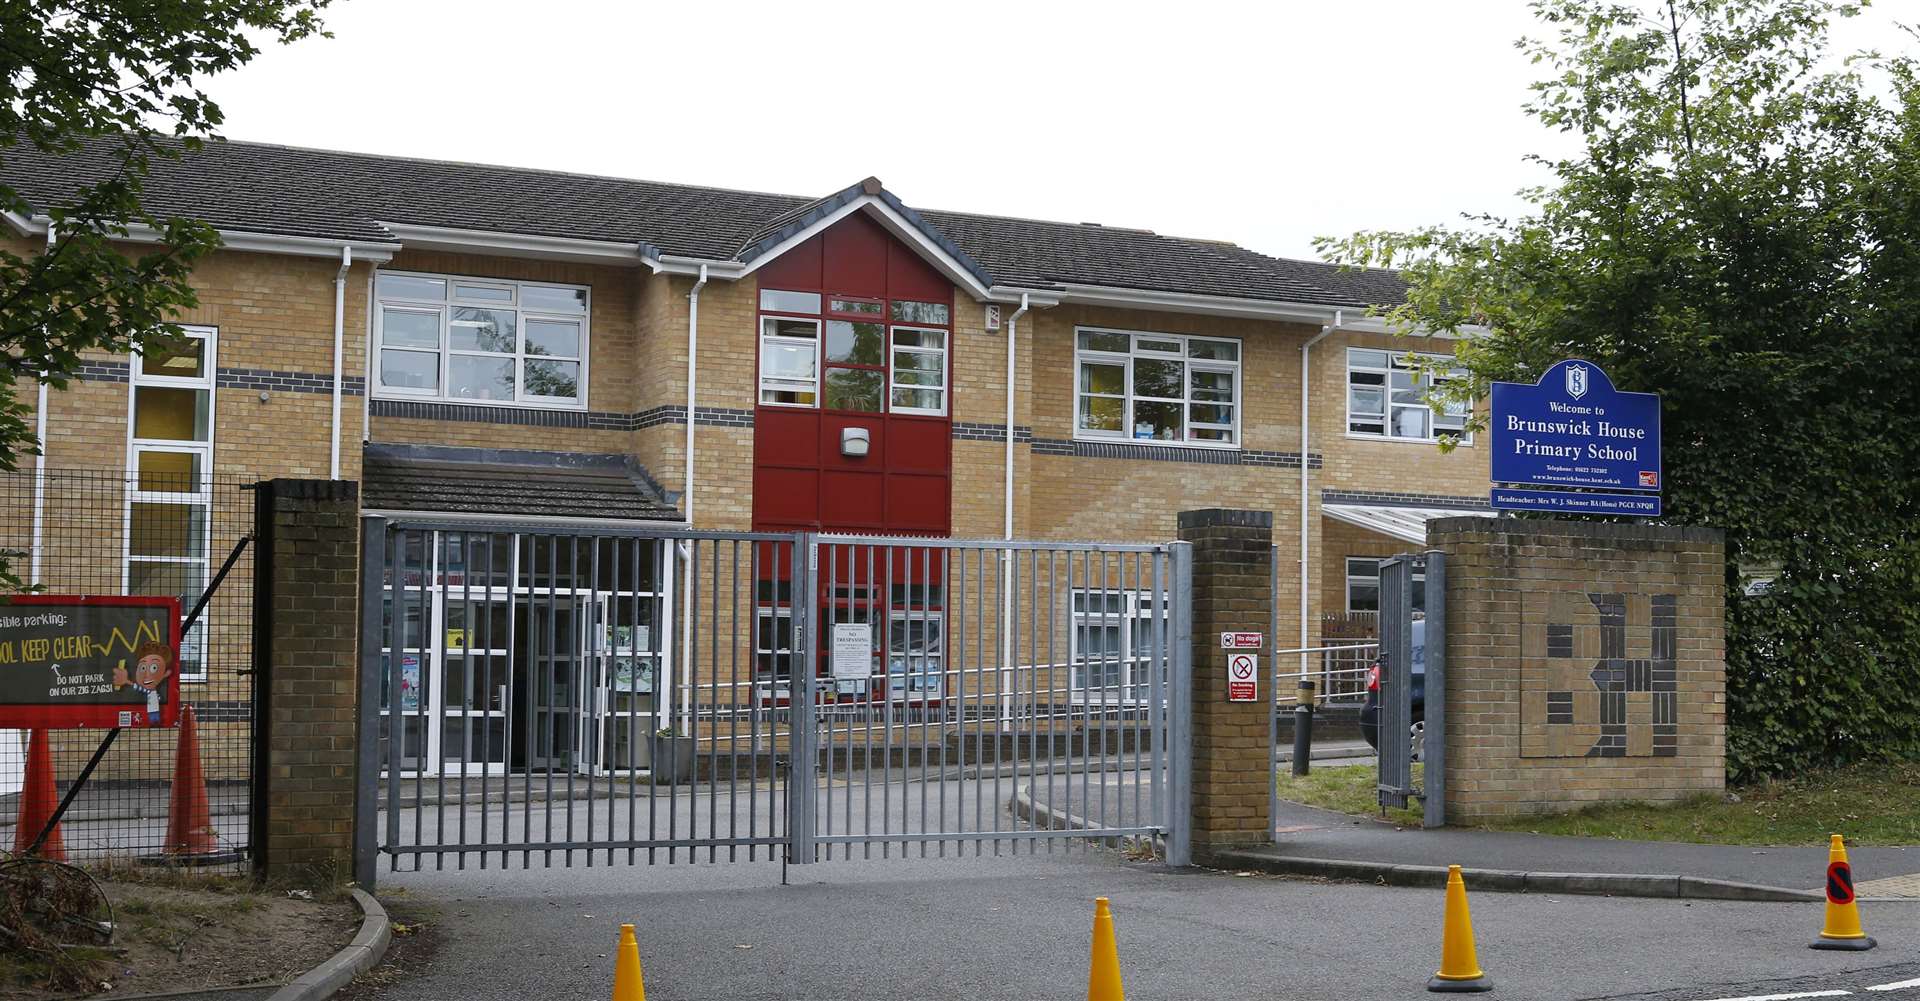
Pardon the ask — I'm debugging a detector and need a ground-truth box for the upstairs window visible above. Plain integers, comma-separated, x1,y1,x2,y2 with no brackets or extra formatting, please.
126,325,216,680
757,289,949,415
375,273,589,407
1346,348,1469,443
1074,328,1240,446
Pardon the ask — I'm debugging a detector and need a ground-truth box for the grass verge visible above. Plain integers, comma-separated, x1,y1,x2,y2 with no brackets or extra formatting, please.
1275,758,1920,846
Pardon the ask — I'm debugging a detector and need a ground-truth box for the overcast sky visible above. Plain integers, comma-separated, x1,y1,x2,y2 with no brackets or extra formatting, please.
199,1,1905,262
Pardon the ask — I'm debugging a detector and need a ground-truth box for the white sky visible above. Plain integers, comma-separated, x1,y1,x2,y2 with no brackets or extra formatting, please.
200,0,1907,261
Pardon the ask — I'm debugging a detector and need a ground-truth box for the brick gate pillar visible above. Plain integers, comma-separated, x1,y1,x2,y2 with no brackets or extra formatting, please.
1177,508,1273,859
251,479,360,880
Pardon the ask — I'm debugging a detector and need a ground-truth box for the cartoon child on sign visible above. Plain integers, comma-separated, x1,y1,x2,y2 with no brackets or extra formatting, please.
111,640,174,725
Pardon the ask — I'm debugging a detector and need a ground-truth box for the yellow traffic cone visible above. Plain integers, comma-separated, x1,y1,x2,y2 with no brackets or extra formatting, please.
1428,865,1493,993
1087,897,1125,1001
1811,834,1876,951
613,923,647,1001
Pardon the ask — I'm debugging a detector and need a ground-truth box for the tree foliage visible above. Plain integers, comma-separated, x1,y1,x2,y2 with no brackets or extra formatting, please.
1320,0,1920,780
0,0,333,473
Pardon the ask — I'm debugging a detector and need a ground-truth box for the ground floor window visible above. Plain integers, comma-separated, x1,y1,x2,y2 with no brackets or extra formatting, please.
1345,557,1425,614
1070,589,1167,703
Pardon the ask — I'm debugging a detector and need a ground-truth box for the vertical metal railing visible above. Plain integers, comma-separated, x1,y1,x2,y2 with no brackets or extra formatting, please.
359,525,1192,873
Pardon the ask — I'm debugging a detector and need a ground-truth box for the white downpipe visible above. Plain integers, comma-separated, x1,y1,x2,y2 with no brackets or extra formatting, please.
329,246,352,479
999,294,1030,727
676,266,707,731
362,261,379,443
1299,311,1341,673
29,223,56,586
10,225,56,796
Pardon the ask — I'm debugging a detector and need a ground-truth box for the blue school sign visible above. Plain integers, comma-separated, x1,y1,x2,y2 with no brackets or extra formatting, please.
1490,360,1661,512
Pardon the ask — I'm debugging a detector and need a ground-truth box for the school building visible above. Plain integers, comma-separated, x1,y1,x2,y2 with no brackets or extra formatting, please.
0,137,1489,784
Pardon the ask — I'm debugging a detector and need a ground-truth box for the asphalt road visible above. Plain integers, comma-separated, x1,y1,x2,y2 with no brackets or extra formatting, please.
362,844,1920,1001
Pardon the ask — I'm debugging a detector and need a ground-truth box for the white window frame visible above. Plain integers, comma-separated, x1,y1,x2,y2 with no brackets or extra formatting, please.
124,324,218,682
886,609,946,700
1068,589,1167,705
1072,326,1242,448
757,316,823,408
1345,347,1472,444
887,325,947,416
373,270,591,409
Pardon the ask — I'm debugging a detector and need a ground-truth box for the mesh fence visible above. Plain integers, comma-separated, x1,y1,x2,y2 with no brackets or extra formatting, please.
0,467,255,870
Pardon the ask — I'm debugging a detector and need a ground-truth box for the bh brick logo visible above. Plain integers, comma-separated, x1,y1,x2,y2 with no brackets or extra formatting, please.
1522,591,1681,759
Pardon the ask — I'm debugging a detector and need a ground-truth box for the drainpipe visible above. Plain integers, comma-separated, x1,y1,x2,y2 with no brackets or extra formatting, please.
29,224,55,585
999,294,1030,727
677,266,708,730
362,260,380,444
1299,310,1341,672
329,246,353,480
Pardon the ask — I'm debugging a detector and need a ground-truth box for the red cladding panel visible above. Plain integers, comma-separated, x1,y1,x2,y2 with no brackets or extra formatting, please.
821,213,890,297
820,470,885,528
753,466,819,528
885,473,951,535
756,232,823,290
755,409,821,466
887,238,951,301
885,418,950,474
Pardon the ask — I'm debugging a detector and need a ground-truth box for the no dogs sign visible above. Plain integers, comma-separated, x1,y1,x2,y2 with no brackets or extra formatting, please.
1226,653,1258,702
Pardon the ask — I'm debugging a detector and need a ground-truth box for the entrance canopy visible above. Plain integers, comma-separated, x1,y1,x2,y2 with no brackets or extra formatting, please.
1322,503,1490,546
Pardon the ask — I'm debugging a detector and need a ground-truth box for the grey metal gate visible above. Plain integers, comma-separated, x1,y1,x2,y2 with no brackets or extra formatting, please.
353,520,1191,884
1375,551,1446,827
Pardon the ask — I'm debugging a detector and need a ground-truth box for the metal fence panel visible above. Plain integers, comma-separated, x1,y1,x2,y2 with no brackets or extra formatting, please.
0,468,256,871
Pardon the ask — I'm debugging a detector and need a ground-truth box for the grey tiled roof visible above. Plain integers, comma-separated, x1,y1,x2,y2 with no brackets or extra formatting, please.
3,135,1404,309
361,444,679,521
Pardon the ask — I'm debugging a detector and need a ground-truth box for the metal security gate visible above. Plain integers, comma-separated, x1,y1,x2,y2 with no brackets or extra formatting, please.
353,520,1191,884
1375,551,1445,827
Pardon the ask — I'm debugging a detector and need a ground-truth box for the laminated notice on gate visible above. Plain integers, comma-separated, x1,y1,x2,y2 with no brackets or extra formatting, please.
0,595,182,729
830,622,873,681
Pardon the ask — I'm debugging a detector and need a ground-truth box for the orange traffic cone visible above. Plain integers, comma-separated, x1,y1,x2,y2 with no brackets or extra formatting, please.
1428,865,1493,993
163,706,216,857
1087,897,1124,1001
1811,834,1876,951
12,729,66,861
612,923,646,1001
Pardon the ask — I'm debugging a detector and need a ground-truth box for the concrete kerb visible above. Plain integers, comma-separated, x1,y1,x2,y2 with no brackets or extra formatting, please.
1010,781,1162,854
1215,849,1825,903
263,888,392,1001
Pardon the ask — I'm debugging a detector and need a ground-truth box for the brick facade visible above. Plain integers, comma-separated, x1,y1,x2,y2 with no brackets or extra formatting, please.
1430,517,1727,821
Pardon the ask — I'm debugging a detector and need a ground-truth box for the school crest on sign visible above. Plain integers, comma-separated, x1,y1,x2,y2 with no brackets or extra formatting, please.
1565,363,1590,400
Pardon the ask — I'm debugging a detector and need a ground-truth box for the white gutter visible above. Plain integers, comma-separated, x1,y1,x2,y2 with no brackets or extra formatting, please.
29,224,56,586
329,246,353,479
4,212,397,262
676,265,708,733
1298,311,1341,670
999,293,1031,729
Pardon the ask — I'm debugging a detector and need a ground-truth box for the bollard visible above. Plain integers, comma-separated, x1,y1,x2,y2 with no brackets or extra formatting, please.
1291,680,1316,777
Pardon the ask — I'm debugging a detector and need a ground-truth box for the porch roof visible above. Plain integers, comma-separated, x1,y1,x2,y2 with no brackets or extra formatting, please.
1323,502,1493,546
361,444,680,523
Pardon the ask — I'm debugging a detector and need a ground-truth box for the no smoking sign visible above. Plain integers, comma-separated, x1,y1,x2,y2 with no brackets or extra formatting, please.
1226,653,1259,702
